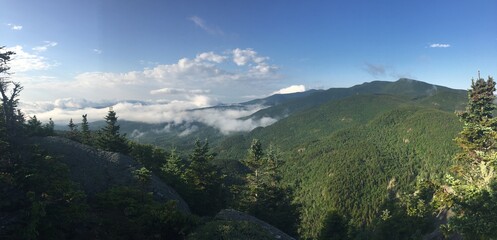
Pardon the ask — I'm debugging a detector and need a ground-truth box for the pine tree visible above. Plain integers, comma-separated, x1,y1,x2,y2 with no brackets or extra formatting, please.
243,139,265,203
80,114,91,144
68,118,77,131
67,118,79,140
43,118,54,136
0,47,24,144
239,140,299,236
26,115,43,136
182,139,224,215
455,77,497,159
161,148,184,178
444,76,497,237
97,109,129,154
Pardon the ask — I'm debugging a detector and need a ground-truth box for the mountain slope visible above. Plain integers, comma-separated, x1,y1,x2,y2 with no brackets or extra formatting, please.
30,136,191,213
246,78,466,121
214,79,466,238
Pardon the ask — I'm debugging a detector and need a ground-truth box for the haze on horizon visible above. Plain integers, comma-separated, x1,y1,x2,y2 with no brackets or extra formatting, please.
1,0,496,128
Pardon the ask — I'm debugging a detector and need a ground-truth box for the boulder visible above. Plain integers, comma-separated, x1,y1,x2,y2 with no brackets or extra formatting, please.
30,136,190,213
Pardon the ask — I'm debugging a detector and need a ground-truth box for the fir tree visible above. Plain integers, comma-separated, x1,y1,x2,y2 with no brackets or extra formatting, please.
67,118,79,140
455,77,497,159
182,139,224,215
0,47,24,144
239,140,299,236
68,118,77,131
161,148,184,182
26,115,43,136
243,139,264,203
80,114,91,144
43,118,55,136
444,76,497,238
96,109,129,154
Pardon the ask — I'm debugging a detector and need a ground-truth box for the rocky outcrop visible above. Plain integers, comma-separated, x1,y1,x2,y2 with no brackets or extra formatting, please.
30,136,190,213
216,209,295,240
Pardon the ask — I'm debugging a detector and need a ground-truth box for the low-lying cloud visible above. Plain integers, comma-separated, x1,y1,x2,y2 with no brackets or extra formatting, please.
22,97,278,135
272,85,306,95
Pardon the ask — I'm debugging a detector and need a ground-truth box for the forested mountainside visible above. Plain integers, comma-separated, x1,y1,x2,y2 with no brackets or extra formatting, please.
3,47,497,239
215,83,466,238
87,78,467,154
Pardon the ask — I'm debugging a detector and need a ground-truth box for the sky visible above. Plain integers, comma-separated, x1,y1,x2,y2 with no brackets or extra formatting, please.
1,0,497,130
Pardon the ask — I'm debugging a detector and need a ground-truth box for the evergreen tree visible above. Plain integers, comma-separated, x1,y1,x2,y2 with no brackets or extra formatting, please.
161,148,185,186
243,139,265,203
68,118,77,131
80,114,91,144
239,140,299,236
0,47,24,145
443,76,497,238
67,118,80,141
96,109,129,154
455,77,497,160
182,139,224,215
26,115,43,136
43,118,55,136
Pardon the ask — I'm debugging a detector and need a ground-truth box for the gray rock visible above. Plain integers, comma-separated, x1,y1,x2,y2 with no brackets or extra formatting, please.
216,209,296,240
30,136,190,214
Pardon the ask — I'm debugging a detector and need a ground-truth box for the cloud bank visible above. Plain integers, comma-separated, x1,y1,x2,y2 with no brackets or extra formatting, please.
16,48,281,103
10,47,291,134
22,98,277,135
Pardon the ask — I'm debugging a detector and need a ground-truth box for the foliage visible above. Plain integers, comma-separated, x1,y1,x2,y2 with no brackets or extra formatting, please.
180,139,225,216
129,141,169,171
238,141,300,236
161,148,186,187
443,76,497,238
187,220,274,240
96,109,130,154
0,47,24,146
218,93,463,239
94,186,198,239
12,147,89,239
133,166,152,185
66,118,80,141
318,211,350,240
26,116,54,137
373,179,437,239
80,114,91,144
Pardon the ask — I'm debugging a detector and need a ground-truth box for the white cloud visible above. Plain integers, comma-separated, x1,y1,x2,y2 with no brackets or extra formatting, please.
7,23,23,30
15,48,280,105
272,85,306,95
429,43,450,48
22,98,278,135
4,45,52,72
93,49,102,54
232,48,267,66
189,16,224,35
150,88,210,95
196,52,226,63
74,71,145,87
32,41,58,52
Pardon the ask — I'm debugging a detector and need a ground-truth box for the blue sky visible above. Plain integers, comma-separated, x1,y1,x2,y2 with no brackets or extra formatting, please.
1,0,497,125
